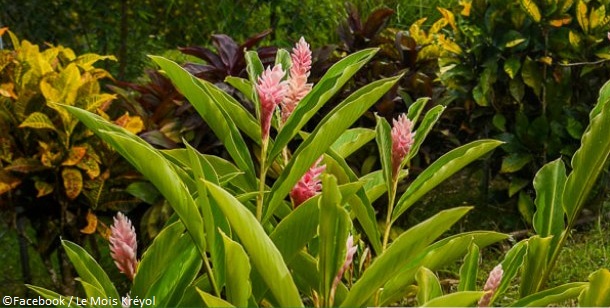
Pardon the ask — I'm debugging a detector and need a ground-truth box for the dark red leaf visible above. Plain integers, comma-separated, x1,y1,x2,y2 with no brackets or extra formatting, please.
179,46,224,69
362,8,394,39
211,34,239,72
241,29,273,50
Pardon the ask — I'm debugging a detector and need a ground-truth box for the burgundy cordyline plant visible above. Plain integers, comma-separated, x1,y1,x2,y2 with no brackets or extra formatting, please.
281,37,312,124
329,235,358,306
478,264,503,307
383,114,415,250
109,212,138,281
290,157,326,207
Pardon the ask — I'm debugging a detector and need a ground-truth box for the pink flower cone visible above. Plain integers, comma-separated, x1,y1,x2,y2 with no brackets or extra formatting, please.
256,64,287,141
109,212,138,280
391,114,414,177
281,37,313,124
330,235,358,305
290,157,325,207
478,264,503,307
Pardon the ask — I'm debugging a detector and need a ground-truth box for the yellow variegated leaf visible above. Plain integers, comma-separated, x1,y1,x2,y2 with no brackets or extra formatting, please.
0,171,21,195
430,19,448,37
460,0,472,16
506,38,527,48
40,63,81,106
19,112,56,131
62,167,83,200
576,0,589,33
20,41,53,76
80,211,98,234
590,5,606,30
74,54,117,70
539,56,553,65
437,35,463,55
35,180,54,197
0,82,17,99
560,0,574,13
76,154,101,179
437,7,457,31
114,112,144,134
569,30,582,49
548,15,572,27
62,146,87,166
82,94,116,112
520,0,542,23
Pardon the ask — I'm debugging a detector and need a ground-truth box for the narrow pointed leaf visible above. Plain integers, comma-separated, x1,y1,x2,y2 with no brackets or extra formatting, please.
458,242,480,291
510,282,587,307
416,267,443,305
422,291,484,307
26,285,79,308
220,232,252,307
340,207,472,307
532,159,566,240
393,140,503,223
579,268,610,306
375,115,393,197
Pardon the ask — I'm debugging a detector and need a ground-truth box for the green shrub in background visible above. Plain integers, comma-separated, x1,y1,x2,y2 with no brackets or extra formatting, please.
436,0,610,221
0,29,139,294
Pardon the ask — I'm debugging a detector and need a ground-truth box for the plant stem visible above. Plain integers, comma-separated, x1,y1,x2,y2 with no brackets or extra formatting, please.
256,139,269,221
382,175,400,250
201,251,221,296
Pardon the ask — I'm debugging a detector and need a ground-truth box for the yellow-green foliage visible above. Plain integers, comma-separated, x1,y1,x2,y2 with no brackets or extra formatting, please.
0,29,138,209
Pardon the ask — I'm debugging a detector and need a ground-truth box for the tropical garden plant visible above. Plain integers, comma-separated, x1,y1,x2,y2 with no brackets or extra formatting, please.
0,29,140,293
26,36,514,306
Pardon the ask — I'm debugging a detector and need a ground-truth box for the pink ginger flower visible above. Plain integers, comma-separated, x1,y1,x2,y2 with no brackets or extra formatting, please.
391,114,414,177
109,212,138,281
478,264,503,307
281,37,313,124
290,157,325,207
330,235,358,305
256,64,287,141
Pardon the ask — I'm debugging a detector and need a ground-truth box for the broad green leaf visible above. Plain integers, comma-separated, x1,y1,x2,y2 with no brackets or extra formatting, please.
375,115,394,198
519,0,542,22
501,153,533,173
64,105,208,260
268,48,378,163
406,97,430,126
326,149,383,254
264,74,402,223
225,76,256,107
331,128,376,158
196,288,234,307
61,240,120,307
563,79,610,225
490,240,527,304
510,282,587,307
149,56,256,187
532,159,566,240
458,242,479,292
204,180,303,307
132,221,201,305
125,181,161,205
26,285,79,308
392,140,502,223
244,51,264,118
19,112,56,131
416,267,443,305
521,57,542,97
422,291,484,307
340,207,472,307
579,268,610,306
590,79,610,119
196,78,260,143
380,231,508,306
407,105,445,162
220,232,252,307
519,236,553,297
318,175,351,306
275,48,291,73
504,56,521,79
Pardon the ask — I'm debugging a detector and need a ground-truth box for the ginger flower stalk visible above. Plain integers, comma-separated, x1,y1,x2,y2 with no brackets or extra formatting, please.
478,264,503,307
109,212,138,280
330,235,358,305
281,37,312,123
391,114,414,178
256,64,287,141
290,157,325,207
